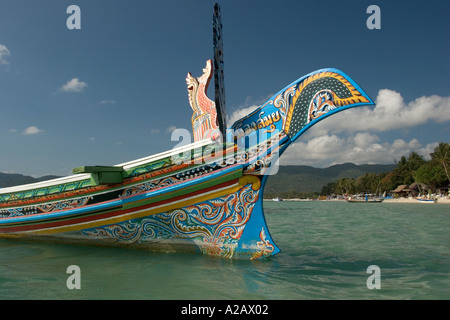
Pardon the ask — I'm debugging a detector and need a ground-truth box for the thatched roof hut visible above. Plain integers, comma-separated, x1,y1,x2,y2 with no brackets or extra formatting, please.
391,184,411,197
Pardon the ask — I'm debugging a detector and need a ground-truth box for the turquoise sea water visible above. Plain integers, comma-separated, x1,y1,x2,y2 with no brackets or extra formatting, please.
0,201,449,300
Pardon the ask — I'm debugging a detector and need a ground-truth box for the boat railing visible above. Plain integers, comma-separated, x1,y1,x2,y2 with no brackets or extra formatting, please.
0,138,215,195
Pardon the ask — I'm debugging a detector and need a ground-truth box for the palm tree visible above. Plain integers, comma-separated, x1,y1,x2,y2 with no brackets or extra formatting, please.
335,177,355,195
430,142,450,182
407,151,426,174
393,155,409,185
357,173,382,194
393,152,426,186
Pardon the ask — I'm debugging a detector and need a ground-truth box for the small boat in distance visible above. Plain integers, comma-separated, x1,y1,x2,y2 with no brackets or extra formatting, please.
347,198,384,203
347,194,384,203
417,198,437,204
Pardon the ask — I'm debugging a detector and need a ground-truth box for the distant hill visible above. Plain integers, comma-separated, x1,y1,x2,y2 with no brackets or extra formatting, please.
265,163,396,194
0,172,60,188
0,162,395,192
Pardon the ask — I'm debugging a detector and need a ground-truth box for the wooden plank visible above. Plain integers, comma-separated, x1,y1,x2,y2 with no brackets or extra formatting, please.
72,166,124,185
72,166,123,174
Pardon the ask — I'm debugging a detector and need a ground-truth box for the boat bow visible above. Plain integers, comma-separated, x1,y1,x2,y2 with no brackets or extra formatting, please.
231,68,374,161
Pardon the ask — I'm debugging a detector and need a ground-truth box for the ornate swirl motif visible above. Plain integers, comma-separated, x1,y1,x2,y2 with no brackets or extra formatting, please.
273,84,296,129
0,196,92,218
308,90,337,122
36,196,91,212
122,176,180,197
83,182,260,258
251,227,276,260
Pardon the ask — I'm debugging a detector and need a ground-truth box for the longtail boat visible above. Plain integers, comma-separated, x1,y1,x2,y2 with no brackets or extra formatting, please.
0,4,374,259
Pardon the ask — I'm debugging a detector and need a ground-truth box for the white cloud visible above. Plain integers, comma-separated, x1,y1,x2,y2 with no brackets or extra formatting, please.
23,126,44,135
226,89,448,167
227,89,450,134
0,44,10,65
310,89,450,134
165,125,177,133
59,78,87,92
280,133,438,167
100,99,116,105
227,105,259,125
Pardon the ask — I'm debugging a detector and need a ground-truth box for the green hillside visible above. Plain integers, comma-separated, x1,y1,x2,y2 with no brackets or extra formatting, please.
265,163,395,196
0,172,60,188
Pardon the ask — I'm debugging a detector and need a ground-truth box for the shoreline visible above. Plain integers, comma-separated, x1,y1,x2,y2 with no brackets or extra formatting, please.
264,197,450,204
383,197,450,204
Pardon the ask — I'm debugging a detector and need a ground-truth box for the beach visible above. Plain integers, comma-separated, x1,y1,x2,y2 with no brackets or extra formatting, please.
383,197,450,204
266,197,450,204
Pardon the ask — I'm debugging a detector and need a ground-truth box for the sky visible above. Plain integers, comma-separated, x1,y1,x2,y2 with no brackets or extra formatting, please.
0,0,449,177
